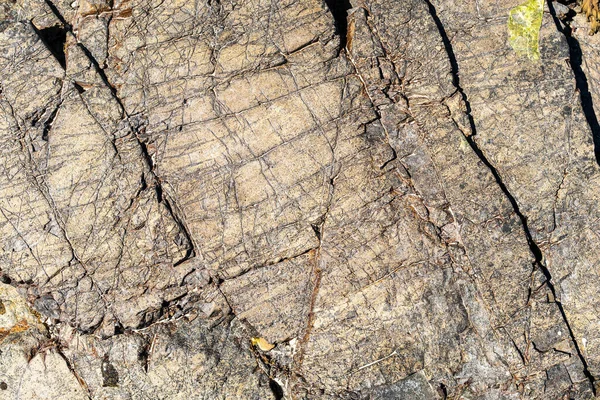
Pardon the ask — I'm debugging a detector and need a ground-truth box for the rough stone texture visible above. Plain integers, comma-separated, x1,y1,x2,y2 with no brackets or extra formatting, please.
1,0,600,399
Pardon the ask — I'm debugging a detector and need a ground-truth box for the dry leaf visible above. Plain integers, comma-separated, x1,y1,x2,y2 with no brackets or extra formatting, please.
250,337,275,351
582,0,600,35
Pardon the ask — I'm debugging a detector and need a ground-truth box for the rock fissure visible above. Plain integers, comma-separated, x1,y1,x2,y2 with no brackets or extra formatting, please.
43,0,123,112
42,0,197,267
30,22,67,70
54,345,92,399
2,0,600,397
40,100,62,141
426,0,597,392
324,0,353,52
548,0,600,165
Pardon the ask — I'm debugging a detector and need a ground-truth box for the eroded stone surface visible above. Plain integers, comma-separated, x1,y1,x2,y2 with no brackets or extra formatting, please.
1,0,600,398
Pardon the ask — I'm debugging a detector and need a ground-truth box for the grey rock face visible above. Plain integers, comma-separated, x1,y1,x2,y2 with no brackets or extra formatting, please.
0,0,599,399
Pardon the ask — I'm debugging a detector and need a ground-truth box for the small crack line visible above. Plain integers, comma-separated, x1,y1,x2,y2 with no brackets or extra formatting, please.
220,247,319,282
289,171,336,398
292,249,323,376
54,346,93,399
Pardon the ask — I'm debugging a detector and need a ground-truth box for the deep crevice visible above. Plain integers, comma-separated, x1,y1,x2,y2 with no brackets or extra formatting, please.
324,0,352,50
438,382,448,400
31,23,67,70
138,336,152,373
422,0,476,136
113,321,125,335
41,101,61,141
269,379,284,400
425,0,596,393
72,82,86,94
547,0,600,166
550,2,600,156
311,223,322,240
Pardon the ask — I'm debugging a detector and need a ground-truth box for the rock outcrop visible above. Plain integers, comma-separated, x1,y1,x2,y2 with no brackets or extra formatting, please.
1,0,599,398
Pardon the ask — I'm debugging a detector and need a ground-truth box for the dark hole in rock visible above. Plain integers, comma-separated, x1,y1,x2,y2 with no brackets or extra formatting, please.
0,382,7,390
324,0,352,48
311,223,321,240
114,322,125,335
269,379,284,400
31,24,67,69
73,82,85,93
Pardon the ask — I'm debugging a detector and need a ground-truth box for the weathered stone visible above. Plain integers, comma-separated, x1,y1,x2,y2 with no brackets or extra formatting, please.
1,0,600,398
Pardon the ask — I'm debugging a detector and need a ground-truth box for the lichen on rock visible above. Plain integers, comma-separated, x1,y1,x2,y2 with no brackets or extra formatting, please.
508,0,544,60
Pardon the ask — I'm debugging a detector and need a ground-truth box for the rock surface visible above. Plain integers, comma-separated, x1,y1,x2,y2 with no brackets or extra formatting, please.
0,0,600,398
